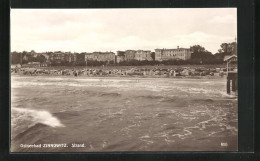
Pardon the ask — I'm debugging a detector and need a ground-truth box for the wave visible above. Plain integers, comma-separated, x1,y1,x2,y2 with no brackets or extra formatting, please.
100,92,121,97
160,96,179,103
53,111,80,119
12,107,64,128
13,123,48,141
191,99,214,103
139,95,164,100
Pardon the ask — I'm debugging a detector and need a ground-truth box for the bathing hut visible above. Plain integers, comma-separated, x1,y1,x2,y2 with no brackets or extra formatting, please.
224,55,237,94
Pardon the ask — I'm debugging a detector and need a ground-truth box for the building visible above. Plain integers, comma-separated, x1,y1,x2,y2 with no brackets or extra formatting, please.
22,62,41,68
49,51,65,63
64,52,77,63
155,46,192,61
42,53,50,61
125,50,136,61
116,51,125,63
224,54,237,72
134,50,153,61
85,52,115,63
116,50,153,63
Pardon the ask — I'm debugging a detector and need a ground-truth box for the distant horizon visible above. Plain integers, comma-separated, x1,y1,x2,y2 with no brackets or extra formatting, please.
11,9,237,54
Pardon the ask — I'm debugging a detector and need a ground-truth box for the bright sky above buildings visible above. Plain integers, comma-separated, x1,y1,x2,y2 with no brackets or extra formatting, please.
11,8,237,54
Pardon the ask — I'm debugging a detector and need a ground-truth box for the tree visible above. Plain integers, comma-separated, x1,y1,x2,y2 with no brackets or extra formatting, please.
10,52,21,64
75,53,86,66
218,42,236,53
36,55,46,63
189,45,217,64
190,45,206,53
215,41,237,61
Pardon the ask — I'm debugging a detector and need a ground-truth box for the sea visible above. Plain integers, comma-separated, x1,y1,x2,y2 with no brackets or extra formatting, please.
11,75,238,152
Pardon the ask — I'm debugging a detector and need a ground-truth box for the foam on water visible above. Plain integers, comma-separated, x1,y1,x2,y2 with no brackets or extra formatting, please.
12,107,64,128
11,76,237,151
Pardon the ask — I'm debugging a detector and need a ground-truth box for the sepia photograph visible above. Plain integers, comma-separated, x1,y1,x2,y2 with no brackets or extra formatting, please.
10,8,238,152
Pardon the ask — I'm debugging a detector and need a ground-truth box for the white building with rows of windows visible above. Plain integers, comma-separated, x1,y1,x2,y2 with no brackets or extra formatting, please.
155,46,192,61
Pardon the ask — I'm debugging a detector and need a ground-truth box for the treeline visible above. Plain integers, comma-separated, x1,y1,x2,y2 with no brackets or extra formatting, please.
11,51,46,64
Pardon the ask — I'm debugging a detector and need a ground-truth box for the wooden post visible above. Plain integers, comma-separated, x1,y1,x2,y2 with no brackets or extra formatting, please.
227,60,229,73
232,78,236,91
227,79,230,94
235,79,238,91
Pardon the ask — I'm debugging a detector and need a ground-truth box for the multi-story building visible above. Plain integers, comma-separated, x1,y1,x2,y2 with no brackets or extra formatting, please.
155,47,192,61
125,50,136,61
116,51,125,63
64,52,77,63
49,51,65,63
116,50,153,63
134,50,153,61
85,52,115,63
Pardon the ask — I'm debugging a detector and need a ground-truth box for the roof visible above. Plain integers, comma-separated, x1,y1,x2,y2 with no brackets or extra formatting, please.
86,52,114,55
224,55,237,62
155,48,190,51
125,50,136,52
117,53,125,56
137,50,151,52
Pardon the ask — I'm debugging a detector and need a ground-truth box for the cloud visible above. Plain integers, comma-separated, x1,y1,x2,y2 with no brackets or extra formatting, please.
209,14,236,24
11,8,237,54
174,32,212,44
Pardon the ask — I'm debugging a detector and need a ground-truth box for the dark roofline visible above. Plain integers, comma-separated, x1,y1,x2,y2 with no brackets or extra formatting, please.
155,48,190,51
86,52,115,55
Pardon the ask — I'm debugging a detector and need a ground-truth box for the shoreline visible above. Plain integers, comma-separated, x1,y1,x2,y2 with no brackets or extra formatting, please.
11,65,231,80
11,73,226,80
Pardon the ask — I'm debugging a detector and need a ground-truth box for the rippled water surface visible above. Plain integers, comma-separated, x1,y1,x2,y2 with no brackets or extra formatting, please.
11,75,237,152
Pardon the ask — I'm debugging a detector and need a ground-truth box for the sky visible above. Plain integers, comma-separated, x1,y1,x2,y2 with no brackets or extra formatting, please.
11,8,237,54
